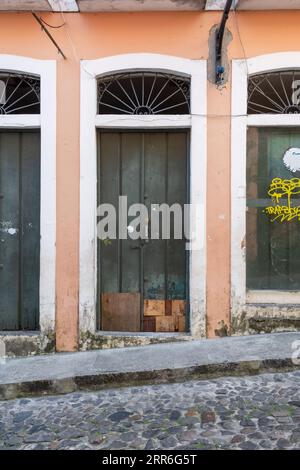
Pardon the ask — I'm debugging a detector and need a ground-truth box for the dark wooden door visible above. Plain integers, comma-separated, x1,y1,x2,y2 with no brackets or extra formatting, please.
0,131,40,330
98,131,188,332
247,127,300,290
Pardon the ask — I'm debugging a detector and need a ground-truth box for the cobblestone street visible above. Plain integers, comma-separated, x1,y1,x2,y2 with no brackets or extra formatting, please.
0,371,300,450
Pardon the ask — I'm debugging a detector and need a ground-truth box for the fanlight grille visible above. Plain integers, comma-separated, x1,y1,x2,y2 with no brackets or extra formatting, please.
97,72,190,115
248,71,300,114
0,73,40,115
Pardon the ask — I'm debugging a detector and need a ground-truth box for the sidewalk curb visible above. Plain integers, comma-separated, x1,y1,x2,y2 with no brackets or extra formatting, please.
1,357,299,400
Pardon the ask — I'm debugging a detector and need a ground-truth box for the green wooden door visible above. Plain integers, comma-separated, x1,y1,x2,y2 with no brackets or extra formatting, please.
98,131,188,332
247,127,300,290
0,131,40,330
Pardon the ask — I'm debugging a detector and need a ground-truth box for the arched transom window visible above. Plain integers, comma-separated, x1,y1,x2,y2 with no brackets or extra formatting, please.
97,71,190,115
0,72,40,115
248,70,300,114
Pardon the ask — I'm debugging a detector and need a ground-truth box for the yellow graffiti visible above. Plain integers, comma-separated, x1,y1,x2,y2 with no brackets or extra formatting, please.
265,205,300,222
265,177,300,222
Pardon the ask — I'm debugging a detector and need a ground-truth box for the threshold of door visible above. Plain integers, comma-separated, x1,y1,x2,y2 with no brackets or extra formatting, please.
80,331,192,351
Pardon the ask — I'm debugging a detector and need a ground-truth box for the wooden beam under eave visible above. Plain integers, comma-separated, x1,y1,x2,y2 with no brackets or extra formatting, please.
0,1,51,11
77,0,206,12
205,0,239,10
47,0,79,11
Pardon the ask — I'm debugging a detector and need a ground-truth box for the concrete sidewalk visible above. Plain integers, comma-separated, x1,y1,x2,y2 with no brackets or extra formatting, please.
0,332,300,399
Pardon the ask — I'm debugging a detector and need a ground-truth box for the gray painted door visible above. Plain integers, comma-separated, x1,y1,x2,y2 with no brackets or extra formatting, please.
98,131,188,332
0,131,40,330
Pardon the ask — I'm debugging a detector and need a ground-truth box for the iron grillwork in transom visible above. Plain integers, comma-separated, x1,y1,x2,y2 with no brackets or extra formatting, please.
248,71,300,114
0,73,40,115
97,72,190,115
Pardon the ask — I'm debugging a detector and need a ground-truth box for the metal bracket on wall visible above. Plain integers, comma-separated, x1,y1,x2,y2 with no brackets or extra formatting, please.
215,0,233,84
32,12,67,60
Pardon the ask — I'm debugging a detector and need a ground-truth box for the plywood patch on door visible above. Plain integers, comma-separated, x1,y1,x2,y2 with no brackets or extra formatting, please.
143,300,186,332
101,293,140,332
143,316,156,332
156,315,175,332
144,299,165,316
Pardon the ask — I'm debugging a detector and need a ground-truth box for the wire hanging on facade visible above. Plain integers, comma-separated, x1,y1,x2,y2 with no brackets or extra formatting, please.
39,17,66,29
31,12,67,60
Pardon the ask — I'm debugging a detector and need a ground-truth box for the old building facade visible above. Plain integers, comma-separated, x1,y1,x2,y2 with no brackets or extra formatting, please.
0,0,300,356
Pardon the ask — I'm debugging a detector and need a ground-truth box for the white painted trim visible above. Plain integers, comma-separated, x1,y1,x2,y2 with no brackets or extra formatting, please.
95,115,191,129
247,290,300,305
247,115,300,127
247,52,300,75
0,115,41,128
80,53,207,338
0,55,56,333
231,52,300,320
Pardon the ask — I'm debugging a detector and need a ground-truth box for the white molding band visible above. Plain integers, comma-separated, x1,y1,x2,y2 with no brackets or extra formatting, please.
231,52,300,317
0,55,56,333
247,290,300,305
79,53,207,338
0,115,41,128
94,115,191,129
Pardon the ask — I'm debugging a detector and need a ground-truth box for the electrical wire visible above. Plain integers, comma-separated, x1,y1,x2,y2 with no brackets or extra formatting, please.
39,17,66,29
232,3,250,79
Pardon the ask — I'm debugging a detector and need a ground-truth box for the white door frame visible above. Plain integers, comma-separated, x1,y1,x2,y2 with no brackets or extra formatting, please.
0,55,56,333
231,52,300,320
79,53,207,338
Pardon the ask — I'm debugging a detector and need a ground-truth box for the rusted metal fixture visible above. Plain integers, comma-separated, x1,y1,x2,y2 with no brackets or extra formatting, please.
32,12,67,60
215,0,234,84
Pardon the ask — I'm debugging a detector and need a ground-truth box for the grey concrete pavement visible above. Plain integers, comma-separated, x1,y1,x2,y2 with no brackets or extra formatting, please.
0,332,300,399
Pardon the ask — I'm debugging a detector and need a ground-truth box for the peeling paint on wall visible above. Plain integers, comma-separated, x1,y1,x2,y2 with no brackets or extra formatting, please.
232,306,300,336
0,330,55,358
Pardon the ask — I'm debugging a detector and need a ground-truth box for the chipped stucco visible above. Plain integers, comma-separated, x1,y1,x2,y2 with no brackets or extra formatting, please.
0,330,55,358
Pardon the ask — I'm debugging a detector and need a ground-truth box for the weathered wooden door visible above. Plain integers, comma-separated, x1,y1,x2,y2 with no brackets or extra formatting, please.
247,127,300,290
0,131,40,330
98,131,188,332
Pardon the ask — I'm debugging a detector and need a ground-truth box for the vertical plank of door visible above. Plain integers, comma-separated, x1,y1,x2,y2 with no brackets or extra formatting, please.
20,132,40,330
98,133,120,297
252,128,270,289
143,133,167,301
166,133,187,303
121,133,141,293
268,131,290,290
0,133,20,329
245,127,259,288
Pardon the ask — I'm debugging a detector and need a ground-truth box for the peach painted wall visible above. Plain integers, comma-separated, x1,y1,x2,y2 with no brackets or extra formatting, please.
0,11,300,349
